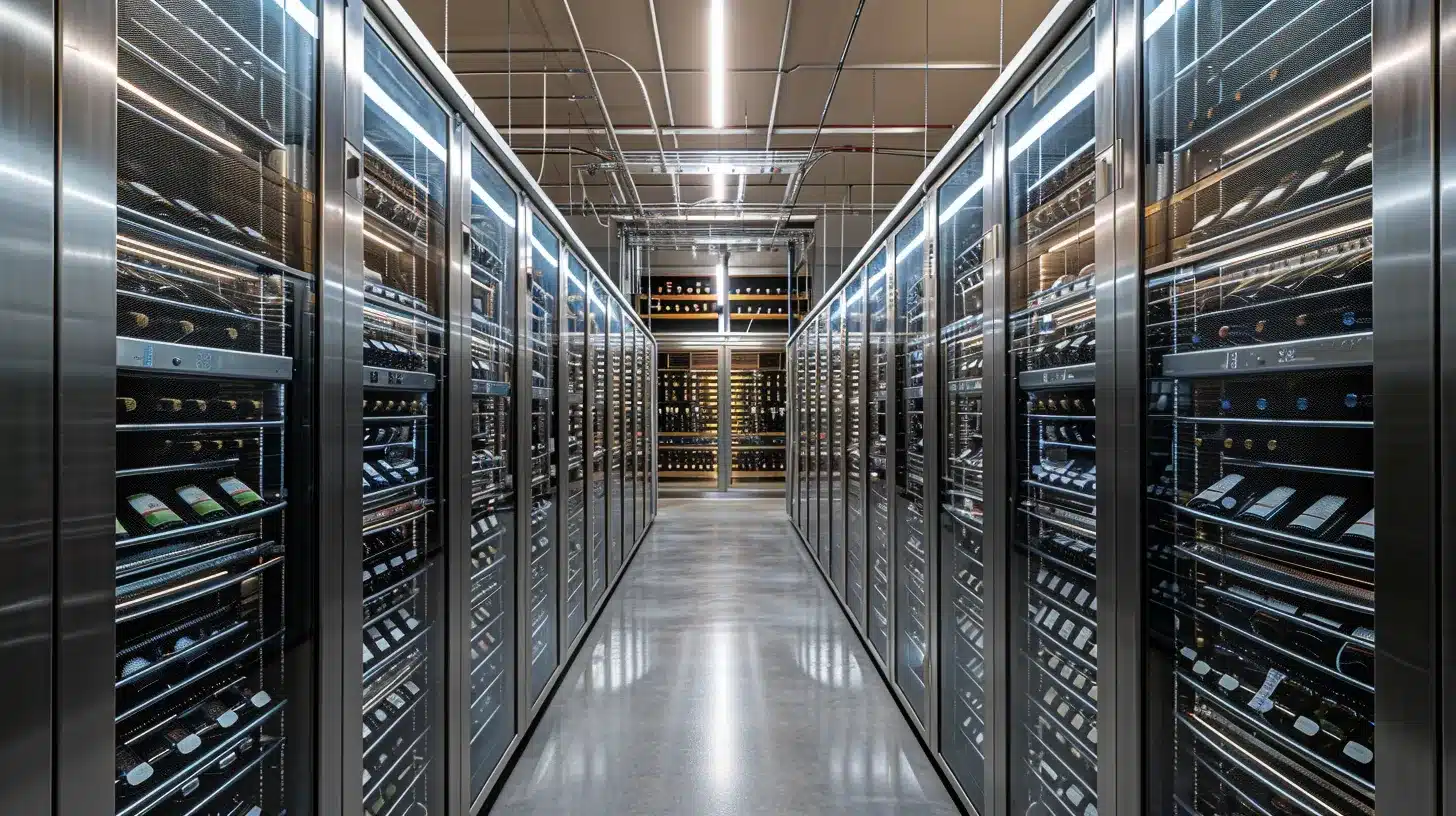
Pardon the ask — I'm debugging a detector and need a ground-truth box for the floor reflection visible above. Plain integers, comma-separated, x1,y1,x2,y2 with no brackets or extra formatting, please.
490,498,956,815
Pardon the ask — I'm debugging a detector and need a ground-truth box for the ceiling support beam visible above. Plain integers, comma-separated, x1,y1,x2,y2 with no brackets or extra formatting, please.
495,125,952,136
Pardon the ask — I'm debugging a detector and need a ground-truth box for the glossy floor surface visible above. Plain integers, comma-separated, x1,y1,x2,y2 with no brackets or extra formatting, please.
491,498,958,815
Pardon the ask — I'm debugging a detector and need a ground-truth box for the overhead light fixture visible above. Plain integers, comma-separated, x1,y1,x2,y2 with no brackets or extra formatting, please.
712,172,726,201
709,0,727,129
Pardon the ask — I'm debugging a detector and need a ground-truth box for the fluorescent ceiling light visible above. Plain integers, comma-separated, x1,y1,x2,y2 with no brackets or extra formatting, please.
471,179,518,228
364,74,447,161
709,0,727,129
937,175,987,225
1008,74,1095,160
712,173,726,202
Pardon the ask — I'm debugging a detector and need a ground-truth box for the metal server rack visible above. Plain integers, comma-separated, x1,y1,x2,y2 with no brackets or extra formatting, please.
33,0,659,811
783,0,1446,814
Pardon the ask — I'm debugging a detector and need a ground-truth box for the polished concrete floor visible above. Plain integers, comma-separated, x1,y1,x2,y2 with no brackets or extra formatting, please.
491,498,958,815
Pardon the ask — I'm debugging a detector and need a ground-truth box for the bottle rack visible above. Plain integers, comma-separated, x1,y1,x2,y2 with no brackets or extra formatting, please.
358,26,447,816
937,140,989,795
587,280,610,611
1144,1,1375,813
729,352,787,486
111,0,315,804
606,303,624,577
893,207,932,722
562,258,589,642
842,274,867,628
657,351,720,483
466,150,516,794
525,218,561,704
1006,20,1101,816
865,250,893,663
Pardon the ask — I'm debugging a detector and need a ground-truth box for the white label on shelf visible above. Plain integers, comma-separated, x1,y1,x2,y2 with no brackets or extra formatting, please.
1089,685,1098,702
1191,474,1244,507
373,562,388,576
374,637,390,652
1086,725,1097,745
1047,575,1062,593
406,548,419,561
1341,509,1375,542
1248,669,1285,713
387,625,405,642
1044,688,1059,706
1057,702,1071,718
1089,596,1097,613
1039,761,1058,782
1074,626,1093,650
1192,660,1212,677
1074,589,1091,607
1344,741,1374,765
1060,582,1076,599
362,643,374,664
1294,716,1320,736
404,681,422,696
1058,619,1077,640
1085,804,1098,816
1071,712,1085,730
1065,785,1084,806
389,556,404,568
1241,486,1296,520
405,615,421,630
373,708,388,723
1072,673,1087,690
363,723,372,741
1089,643,1098,660
1042,609,1060,630
1180,646,1198,662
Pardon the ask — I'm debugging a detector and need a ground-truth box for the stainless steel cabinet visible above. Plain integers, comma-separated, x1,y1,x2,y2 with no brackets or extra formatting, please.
866,247,894,665
525,215,561,705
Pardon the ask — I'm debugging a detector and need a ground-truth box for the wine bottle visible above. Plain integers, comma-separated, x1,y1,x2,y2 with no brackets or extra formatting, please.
1291,305,1371,337
1284,494,1352,539
176,485,229,521
1235,485,1298,524
217,476,266,510
1187,474,1255,513
1282,150,1347,209
126,492,185,531
116,745,155,787
1336,508,1374,549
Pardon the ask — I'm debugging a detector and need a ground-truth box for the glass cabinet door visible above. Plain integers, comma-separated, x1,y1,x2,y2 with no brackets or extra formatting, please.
937,141,989,806
865,248,893,663
588,279,609,611
112,0,318,802
624,324,638,544
893,207,931,723
1005,17,1100,816
1142,1,1375,814
808,320,820,558
562,255,588,641
636,333,649,535
844,272,867,626
818,313,831,564
358,24,448,816
829,296,846,593
525,215,560,704
607,302,623,577
466,147,517,794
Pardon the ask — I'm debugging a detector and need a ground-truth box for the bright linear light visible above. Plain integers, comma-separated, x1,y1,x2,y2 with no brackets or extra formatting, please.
471,179,518,228
118,78,242,152
363,228,404,253
364,74,447,161
717,258,727,306
1143,0,1191,41
709,0,727,129
938,175,987,225
896,228,927,264
1008,74,1095,160
531,235,559,267
1223,73,1371,157
712,173,726,202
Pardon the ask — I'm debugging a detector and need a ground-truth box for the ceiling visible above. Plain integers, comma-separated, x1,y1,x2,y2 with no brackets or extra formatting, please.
397,0,1058,266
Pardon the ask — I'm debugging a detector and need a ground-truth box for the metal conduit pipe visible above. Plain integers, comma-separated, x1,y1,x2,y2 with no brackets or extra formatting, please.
449,61,998,77
483,38,681,212
764,0,794,153
646,0,680,152
774,0,867,239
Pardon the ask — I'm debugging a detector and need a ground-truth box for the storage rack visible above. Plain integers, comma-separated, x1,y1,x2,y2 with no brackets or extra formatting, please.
784,0,1440,814
35,0,659,811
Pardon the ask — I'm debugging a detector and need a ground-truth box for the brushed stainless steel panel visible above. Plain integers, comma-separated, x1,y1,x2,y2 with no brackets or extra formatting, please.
55,0,116,807
1442,0,1456,803
446,115,471,816
1373,0,1440,810
0,0,55,810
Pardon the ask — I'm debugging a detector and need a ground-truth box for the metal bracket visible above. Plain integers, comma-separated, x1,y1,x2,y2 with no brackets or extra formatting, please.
1095,140,1122,201
344,141,362,201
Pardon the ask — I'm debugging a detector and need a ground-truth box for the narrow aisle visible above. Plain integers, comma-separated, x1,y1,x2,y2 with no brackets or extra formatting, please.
491,498,958,815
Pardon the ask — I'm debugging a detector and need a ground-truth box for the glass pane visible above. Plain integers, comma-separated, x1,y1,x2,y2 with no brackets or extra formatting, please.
588,279,609,610
118,0,317,269
624,325,637,541
562,256,588,641
525,215,560,704
808,320,820,557
843,273,866,624
1142,0,1374,813
112,0,319,806
358,23,448,816
937,142,989,805
829,298,846,589
466,147,517,794
729,352,787,488
893,207,930,722
607,303,623,576
1006,18,1100,816
865,249,893,663
636,334,648,531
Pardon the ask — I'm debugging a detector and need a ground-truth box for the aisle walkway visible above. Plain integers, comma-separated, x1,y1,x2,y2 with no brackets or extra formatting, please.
491,498,958,815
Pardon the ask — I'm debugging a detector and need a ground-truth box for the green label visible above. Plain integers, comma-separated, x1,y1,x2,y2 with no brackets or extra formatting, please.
115,518,128,537
217,476,264,508
176,485,224,518
127,493,182,528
